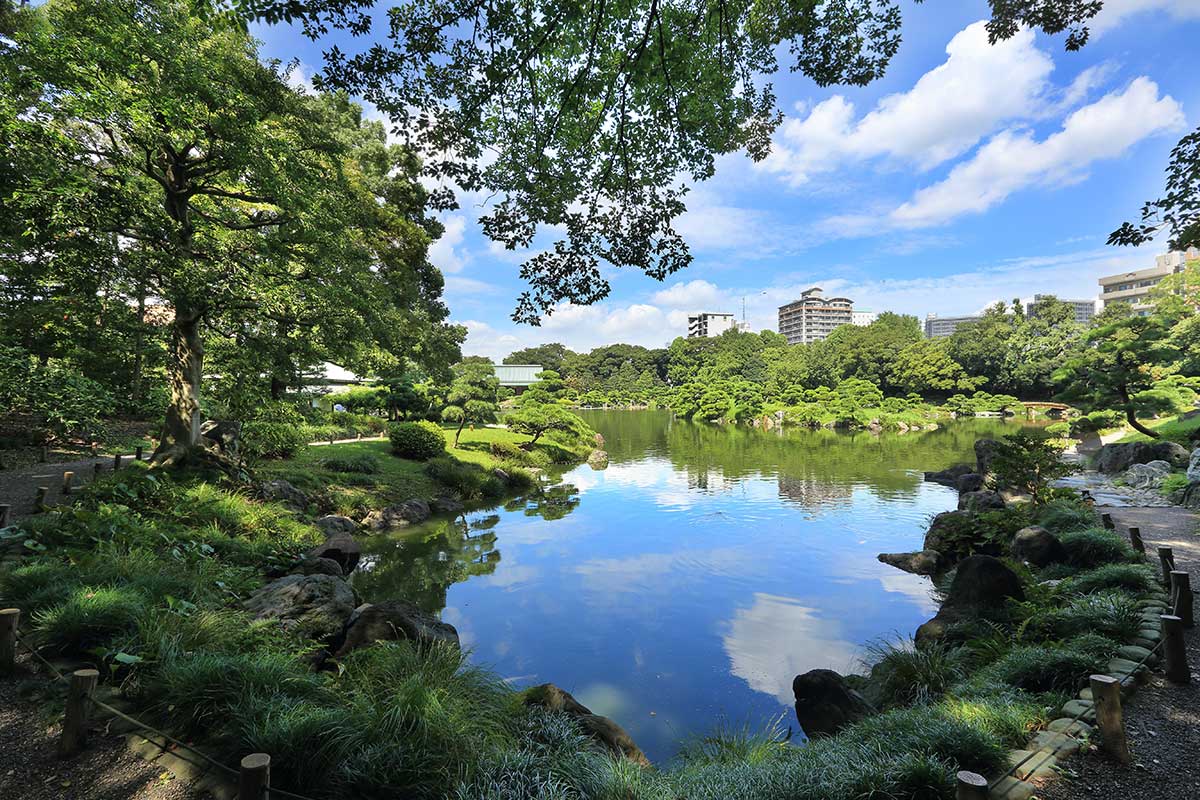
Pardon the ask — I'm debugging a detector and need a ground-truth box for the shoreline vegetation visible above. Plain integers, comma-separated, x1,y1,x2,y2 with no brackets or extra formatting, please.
0,421,1178,799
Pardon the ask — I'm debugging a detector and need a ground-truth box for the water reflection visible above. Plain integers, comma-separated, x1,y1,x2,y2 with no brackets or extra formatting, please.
351,411,1040,762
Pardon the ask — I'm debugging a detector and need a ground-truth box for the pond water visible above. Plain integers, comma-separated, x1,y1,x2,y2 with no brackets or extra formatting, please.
352,411,1038,762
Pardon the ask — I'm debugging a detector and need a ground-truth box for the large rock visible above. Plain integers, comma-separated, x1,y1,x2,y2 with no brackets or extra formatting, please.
924,464,974,488
430,496,464,515
290,555,344,577
200,419,241,456
1011,526,1067,567
524,684,649,765
945,555,1024,609
791,669,874,738
244,574,356,641
308,531,361,574
333,600,459,658
1122,460,1172,490
260,479,308,511
362,499,431,530
924,511,970,554
1095,441,1189,474
587,449,610,469
1187,448,1200,482
1179,482,1200,509
975,439,1000,476
956,473,986,494
316,514,359,538
958,490,1005,511
877,550,943,576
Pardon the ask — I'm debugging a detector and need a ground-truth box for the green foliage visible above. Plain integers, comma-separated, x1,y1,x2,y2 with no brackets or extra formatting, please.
389,421,447,461
442,362,501,447
987,432,1073,503
505,404,594,449
974,644,1100,695
424,457,530,501
34,586,148,655
1058,528,1139,568
242,421,311,461
1035,592,1141,642
1032,499,1098,533
1161,472,1191,495
864,639,964,708
319,454,382,474
1065,563,1158,594
0,344,115,444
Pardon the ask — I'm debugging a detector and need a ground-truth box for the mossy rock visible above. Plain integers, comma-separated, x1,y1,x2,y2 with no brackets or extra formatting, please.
1061,699,1095,723
1047,717,1092,737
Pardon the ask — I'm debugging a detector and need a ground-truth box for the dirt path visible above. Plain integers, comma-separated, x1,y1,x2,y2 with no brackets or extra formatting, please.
1040,505,1200,800
0,452,147,526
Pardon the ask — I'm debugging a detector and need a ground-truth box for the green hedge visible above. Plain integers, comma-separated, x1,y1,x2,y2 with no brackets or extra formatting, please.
389,421,446,460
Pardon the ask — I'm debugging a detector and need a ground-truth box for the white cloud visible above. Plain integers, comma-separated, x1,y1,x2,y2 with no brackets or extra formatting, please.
443,275,498,295
1091,0,1200,34
428,214,468,274
761,22,1055,185
650,280,727,310
457,319,523,361
890,78,1184,228
284,61,316,94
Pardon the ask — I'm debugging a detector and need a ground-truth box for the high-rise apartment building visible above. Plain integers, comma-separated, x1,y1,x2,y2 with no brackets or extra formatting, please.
924,313,979,338
778,288,853,345
687,312,738,338
851,311,878,327
1098,247,1200,313
1024,295,1096,325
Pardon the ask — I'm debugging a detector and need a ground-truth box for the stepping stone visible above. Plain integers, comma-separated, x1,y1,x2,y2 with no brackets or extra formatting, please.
1137,600,1168,610
1047,717,1092,737
1108,657,1146,678
1138,627,1162,642
1132,637,1157,650
1118,644,1157,666
1078,687,1092,701
1061,699,1096,723
1031,730,1081,756
990,775,1036,800
1007,749,1058,781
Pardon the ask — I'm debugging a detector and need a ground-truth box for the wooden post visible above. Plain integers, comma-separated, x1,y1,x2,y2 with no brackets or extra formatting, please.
61,471,74,496
0,608,18,674
238,753,271,800
1089,674,1130,765
1128,526,1145,555
1101,512,1114,530
34,486,49,512
135,446,143,461
955,770,989,800
59,668,99,756
1162,614,1190,684
1170,571,1194,627
93,462,102,480
0,504,10,528
38,445,48,463
1158,546,1175,586
113,454,123,471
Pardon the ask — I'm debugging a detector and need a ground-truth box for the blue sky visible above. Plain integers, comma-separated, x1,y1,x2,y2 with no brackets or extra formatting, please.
254,1,1200,359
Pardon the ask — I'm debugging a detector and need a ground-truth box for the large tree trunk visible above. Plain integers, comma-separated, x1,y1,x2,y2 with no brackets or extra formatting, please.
153,305,204,462
1124,407,1160,438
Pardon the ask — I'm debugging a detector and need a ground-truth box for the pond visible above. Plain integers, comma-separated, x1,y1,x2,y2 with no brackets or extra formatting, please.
352,410,1038,762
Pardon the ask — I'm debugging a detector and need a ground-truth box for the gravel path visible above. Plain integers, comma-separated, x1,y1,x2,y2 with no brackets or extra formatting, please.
1039,505,1200,800
0,452,146,525
0,656,205,800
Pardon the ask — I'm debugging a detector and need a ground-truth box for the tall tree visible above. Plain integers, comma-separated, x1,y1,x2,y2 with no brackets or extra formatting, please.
441,361,501,447
3,0,461,463
503,343,575,374
205,0,1108,322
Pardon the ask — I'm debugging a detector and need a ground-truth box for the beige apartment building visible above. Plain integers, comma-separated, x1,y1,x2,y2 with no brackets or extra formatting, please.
778,288,854,344
1098,247,1200,313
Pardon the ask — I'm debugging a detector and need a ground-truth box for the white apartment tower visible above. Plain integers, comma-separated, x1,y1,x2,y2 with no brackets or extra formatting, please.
1098,247,1200,314
687,312,738,338
778,288,854,345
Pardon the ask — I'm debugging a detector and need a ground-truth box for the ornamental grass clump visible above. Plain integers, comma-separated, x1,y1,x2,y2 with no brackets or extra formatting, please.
1033,499,1099,533
1066,563,1158,594
974,644,1100,695
34,586,148,654
864,638,964,708
1040,592,1142,641
1058,528,1139,568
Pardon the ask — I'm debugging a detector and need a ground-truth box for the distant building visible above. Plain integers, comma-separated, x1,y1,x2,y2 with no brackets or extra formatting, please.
1098,247,1200,314
851,311,878,327
1023,294,1096,325
492,364,543,390
778,288,854,345
687,312,739,338
924,313,979,338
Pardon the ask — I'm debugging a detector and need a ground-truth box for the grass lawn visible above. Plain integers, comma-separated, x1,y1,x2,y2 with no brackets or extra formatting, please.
257,425,547,516
1117,411,1200,445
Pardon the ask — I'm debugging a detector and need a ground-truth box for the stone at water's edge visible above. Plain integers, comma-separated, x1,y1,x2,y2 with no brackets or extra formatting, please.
316,514,359,538
524,683,650,766
587,449,609,469
955,472,986,494
1188,447,1200,482
974,438,999,476
791,669,874,738
1011,525,1067,567
333,600,460,658
244,573,357,641
877,550,943,576
308,531,361,574
923,510,970,554
363,499,431,530
290,555,344,577
957,489,1005,511
945,555,1024,608
923,464,973,488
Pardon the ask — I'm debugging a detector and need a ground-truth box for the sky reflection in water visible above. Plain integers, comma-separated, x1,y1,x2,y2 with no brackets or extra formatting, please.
352,411,1035,762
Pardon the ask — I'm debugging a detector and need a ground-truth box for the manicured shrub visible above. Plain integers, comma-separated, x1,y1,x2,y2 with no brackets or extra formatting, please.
320,454,381,474
34,586,148,654
389,421,446,460
1058,528,1138,568
242,421,310,460
1066,563,1157,594
1033,499,1098,534
1038,592,1141,641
